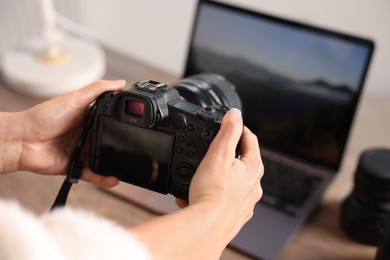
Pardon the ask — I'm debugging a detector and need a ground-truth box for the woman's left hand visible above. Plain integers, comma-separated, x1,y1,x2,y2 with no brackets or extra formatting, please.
1,80,125,188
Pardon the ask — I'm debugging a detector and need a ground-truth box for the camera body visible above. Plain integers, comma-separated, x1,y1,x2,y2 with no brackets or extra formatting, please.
90,76,234,199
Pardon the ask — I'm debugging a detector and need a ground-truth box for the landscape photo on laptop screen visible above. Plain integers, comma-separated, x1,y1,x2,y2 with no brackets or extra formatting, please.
184,1,373,169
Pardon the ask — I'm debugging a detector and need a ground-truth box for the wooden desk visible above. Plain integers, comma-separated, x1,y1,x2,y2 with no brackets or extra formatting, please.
1,49,388,259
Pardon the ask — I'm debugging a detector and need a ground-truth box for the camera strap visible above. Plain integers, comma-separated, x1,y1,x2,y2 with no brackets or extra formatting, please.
50,103,97,211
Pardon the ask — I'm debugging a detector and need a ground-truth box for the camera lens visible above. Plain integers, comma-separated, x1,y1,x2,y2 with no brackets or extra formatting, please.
340,148,390,245
174,73,242,110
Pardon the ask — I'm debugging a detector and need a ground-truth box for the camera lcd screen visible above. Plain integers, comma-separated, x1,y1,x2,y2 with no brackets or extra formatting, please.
97,116,174,194
125,99,145,118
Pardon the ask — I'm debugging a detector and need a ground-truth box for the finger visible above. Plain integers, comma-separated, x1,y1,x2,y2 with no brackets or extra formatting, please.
41,80,126,124
205,108,243,162
76,80,126,106
239,127,262,167
80,168,120,188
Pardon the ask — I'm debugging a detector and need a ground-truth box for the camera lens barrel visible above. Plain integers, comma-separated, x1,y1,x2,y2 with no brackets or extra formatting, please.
174,73,242,110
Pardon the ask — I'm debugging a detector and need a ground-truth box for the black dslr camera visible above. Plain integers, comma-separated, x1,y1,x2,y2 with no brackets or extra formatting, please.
89,73,241,199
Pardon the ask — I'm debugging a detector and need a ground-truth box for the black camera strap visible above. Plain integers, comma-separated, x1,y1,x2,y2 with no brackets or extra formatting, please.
50,103,97,211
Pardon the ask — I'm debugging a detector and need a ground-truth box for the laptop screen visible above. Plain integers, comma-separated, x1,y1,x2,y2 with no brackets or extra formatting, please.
184,0,374,170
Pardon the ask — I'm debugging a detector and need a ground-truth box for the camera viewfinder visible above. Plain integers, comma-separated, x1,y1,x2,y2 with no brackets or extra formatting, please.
125,99,145,118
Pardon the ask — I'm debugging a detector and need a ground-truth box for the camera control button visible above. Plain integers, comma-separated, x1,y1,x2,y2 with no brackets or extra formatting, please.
187,123,196,132
202,129,211,138
186,148,196,159
174,163,195,186
176,147,184,155
177,135,186,143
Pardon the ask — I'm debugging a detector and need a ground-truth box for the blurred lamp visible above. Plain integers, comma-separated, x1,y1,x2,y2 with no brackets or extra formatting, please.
1,0,106,98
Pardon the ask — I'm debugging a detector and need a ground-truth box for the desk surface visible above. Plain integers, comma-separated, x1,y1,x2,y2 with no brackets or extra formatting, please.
1,49,388,259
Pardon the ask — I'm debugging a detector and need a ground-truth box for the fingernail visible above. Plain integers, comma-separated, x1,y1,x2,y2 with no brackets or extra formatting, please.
229,108,242,116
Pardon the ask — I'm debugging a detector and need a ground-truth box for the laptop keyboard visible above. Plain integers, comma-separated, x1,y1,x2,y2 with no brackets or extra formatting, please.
260,157,323,216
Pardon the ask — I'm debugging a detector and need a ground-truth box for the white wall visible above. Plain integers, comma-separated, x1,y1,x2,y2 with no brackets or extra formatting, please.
78,0,197,76
77,0,390,97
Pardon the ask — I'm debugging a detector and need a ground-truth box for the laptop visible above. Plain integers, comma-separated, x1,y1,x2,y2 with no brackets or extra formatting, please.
106,0,374,259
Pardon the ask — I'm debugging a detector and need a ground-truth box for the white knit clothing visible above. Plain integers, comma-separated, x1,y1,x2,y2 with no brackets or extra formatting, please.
0,199,150,260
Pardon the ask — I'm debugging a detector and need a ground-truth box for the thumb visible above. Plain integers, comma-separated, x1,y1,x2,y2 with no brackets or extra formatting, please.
76,80,126,105
204,108,243,163
50,80,126,113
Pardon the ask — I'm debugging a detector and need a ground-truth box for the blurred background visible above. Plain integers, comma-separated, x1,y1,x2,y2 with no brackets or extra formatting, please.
0,0,389,97
0,0,389,149
0,2,388,258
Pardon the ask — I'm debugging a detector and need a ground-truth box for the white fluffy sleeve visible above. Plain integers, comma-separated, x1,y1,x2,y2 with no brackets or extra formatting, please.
0,199,150,260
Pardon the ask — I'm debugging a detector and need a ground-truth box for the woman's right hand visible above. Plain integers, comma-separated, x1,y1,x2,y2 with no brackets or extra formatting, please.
132,108,263,259
179,108,264,241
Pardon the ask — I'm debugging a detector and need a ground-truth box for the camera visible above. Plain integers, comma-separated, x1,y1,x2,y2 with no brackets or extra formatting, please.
89,73,242,199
